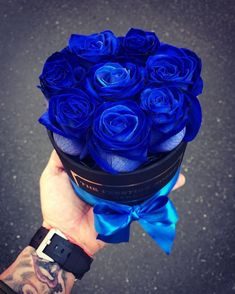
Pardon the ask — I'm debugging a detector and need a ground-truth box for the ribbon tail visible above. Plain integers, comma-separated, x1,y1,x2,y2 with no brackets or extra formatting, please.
94,205,132,244
139,220,177,254
97,224,131,243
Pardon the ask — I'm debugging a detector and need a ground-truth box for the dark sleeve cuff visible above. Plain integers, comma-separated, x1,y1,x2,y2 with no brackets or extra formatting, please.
0,281,17,294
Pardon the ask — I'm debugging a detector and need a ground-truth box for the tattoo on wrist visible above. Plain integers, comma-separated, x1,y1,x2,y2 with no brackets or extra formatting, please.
1,247,73,294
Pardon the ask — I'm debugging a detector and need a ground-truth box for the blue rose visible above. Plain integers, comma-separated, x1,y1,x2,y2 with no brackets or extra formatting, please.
68,30,119,62
39,89,95,157
140,87,202,153
85,62,145,102
88,100,151,173
146,44,203,96
38,51,86,99
119,28,160,56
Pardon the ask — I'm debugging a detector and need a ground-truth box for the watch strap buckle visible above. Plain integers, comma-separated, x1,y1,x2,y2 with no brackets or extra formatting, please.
36,228,67,262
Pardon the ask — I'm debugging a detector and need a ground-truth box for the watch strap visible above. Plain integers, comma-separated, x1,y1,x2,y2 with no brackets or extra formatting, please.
29,226,49,248
0,281,17,294
29,227,93,279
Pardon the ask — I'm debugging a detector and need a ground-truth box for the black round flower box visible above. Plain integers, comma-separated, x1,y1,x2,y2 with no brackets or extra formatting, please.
48,131,187,206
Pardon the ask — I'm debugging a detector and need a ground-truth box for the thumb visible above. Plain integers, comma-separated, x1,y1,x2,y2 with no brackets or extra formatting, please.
44,149,65,175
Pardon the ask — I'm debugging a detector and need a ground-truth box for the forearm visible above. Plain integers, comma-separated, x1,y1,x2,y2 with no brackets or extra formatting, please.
0,246,75,294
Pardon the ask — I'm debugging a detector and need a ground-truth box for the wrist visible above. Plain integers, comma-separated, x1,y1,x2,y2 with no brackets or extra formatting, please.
31,226,93,280
42,221,99,256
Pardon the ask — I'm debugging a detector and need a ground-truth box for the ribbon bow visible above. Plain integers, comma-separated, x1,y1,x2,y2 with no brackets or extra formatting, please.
71,169,180,254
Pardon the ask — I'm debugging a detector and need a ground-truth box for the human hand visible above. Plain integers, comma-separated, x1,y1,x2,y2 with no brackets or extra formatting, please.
40,150,105,256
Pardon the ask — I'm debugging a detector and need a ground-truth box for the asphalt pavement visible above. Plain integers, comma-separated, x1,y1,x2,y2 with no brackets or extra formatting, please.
0,1,234,293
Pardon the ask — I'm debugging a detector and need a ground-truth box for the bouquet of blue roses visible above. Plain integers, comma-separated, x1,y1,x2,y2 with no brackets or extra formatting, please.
38,28,203,253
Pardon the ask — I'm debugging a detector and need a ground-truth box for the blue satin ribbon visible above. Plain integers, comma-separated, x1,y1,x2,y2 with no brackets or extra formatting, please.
71,169,180,254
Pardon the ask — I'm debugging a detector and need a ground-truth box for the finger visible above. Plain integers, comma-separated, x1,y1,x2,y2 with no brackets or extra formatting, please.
172,173,185,191
48,149,63,168
45,149,64,173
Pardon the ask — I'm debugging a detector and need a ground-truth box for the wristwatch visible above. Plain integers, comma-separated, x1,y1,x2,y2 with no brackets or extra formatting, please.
29,227,93,280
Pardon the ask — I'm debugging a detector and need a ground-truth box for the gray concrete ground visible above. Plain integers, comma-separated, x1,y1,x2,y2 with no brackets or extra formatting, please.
0,0,234,293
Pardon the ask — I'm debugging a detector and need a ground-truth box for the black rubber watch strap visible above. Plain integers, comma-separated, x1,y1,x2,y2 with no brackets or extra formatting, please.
29,227,93,279
29,226,49,248
0,281,17,294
